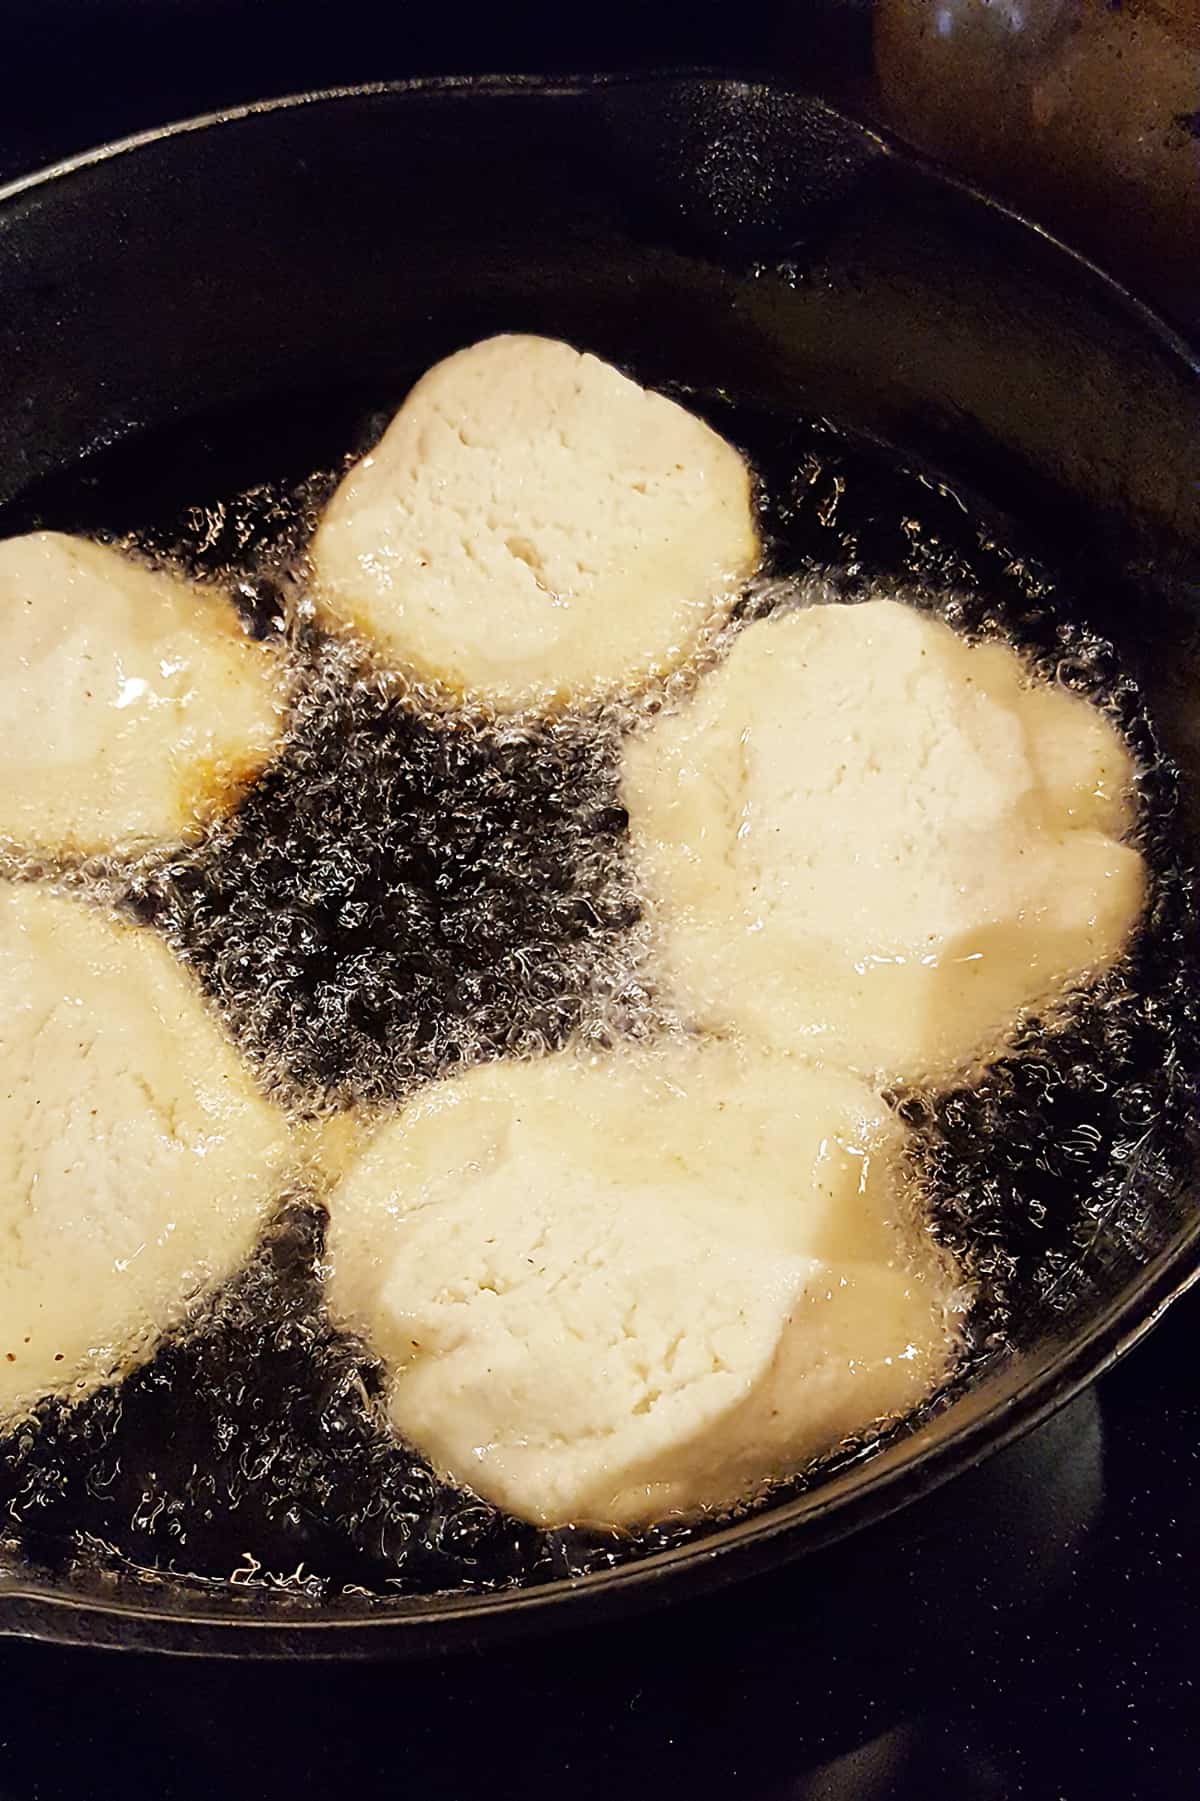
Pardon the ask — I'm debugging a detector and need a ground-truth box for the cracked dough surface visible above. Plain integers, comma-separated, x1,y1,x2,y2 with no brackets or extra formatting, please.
623,598,1146,1085
0,531,286,856
0,884,294,1422
323,1039,958,1527
311,334,759,712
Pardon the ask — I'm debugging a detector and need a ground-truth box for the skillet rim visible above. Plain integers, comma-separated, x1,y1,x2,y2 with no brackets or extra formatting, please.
0,70,1198,1658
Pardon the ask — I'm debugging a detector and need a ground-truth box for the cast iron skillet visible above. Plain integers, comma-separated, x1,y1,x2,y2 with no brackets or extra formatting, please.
0,73,1198,1659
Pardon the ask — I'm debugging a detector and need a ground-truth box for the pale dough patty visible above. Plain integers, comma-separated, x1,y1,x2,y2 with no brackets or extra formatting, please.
0,884,294,1423
311,335,760,713
323,1039,959,1528
0,532,287,856
622,596,1146,1087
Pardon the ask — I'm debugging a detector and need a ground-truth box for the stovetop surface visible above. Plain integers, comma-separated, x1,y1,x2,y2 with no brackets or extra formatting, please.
1,1300,1197,1801
0,14,1197,1797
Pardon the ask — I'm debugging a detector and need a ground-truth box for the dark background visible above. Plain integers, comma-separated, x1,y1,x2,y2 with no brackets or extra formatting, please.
0,1,876,185
0,7,1198,1798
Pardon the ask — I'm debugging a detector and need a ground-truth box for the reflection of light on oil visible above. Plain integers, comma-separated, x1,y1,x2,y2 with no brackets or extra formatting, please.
114,675,148,710
853,952,909,974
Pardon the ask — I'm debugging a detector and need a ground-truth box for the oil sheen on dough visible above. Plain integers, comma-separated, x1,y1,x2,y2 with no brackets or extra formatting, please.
0,884,294,1422
323,1038,959,1528
311,335,759,713
622,597,1146,1086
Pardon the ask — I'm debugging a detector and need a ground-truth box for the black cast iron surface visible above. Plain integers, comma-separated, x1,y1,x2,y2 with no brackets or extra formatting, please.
0,20,1198,1800
0,1316,1197,1799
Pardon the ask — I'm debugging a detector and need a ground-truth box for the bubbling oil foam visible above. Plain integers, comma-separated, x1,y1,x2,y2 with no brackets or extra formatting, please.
130,635,646,1115
0,389,1196,1599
